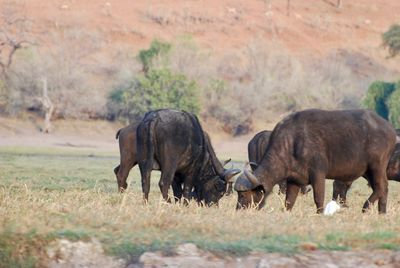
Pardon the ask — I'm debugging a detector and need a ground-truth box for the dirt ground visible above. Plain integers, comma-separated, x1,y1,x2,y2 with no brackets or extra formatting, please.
0,116,253,160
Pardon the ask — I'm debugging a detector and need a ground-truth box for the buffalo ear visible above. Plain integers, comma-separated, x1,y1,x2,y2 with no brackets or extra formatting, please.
249,162,258,170
215,179,226,192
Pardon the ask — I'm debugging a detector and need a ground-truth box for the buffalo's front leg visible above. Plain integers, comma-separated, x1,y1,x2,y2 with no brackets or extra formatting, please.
278,180,287,194
182,177,194,206
171,175,184,202
285,182,300,211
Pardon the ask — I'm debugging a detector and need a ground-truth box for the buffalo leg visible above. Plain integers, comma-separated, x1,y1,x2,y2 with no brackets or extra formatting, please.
158,160,178,202
310,173,326,214
332,180,352,207
300,185,312,194
138,160,152,202
114,165,120,176
116,160,136,192
285,182,300,211
171,176,183,202
182,177,194,206
278,180,287,194
362,165,388,213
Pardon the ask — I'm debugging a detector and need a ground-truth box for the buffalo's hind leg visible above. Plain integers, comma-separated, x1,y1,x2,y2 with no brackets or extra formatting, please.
138,160,152,203
310,171,326,214
362,165,388,214
158,159,178,203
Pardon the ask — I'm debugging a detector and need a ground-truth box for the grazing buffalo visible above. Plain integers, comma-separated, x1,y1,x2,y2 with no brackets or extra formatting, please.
235,109,396,214
114,122,139,192
248,130,311,195
332,142,400,205
137,109,240,205
114,123,233,199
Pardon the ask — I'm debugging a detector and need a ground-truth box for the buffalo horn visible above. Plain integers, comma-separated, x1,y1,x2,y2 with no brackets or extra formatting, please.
222,158,232,167
244,168,261,187
223,168,241,182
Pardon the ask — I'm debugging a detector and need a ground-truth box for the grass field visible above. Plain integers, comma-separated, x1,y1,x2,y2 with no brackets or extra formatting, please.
1,146,400,266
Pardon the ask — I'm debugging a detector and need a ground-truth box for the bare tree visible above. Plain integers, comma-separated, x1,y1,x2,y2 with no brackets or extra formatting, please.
337,0,342,8
0,1,32,78
287,0,291,16
39,78,54,133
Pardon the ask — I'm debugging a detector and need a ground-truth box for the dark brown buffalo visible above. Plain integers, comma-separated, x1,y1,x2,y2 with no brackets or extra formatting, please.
137,109,240,205
114,123,232,199
332,142,400,205
114,122,139,192
234,109,396,214
248,130,311,195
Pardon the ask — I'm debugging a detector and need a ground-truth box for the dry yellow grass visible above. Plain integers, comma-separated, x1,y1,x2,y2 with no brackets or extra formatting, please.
1,146,400,265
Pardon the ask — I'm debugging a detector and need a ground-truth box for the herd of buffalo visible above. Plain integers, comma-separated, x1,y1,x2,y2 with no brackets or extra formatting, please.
114,108,400,214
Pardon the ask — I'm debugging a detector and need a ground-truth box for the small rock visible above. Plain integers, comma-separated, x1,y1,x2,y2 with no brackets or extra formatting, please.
374,259,386,266
299,242,318,251
176,243,200,256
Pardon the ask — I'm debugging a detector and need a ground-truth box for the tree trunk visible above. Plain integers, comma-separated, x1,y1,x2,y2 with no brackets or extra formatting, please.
287,0,291,16
41,78,54,133
337,0,342,8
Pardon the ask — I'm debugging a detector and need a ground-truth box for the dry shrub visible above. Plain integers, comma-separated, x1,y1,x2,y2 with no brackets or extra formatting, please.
200,41,363,134
4,28,139,120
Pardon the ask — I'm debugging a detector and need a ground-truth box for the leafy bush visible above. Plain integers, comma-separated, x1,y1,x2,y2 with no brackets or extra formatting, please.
383,24,400,58
361,81,395,120
387,82,400,128
107,68,200,122
138,39,171,73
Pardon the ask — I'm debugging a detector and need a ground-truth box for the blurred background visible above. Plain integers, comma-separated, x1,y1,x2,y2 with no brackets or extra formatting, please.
0,0,399,142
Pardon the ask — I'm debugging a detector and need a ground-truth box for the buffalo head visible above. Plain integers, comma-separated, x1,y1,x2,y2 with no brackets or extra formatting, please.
200,168,241,205
234,163,266,209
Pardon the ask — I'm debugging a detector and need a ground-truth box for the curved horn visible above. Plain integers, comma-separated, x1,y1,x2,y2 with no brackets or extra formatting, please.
222,158,231,167
244,168,261,187
234,176,255,191
223,168,241,182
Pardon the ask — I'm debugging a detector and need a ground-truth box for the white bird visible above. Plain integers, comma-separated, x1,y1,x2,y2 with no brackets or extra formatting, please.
324,200,340,215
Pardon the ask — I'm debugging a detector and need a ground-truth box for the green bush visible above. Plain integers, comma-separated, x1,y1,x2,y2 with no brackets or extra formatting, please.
387,82,400,128
383,24,400,58
107,69,200,122
361,81,395,120
138,39,171,73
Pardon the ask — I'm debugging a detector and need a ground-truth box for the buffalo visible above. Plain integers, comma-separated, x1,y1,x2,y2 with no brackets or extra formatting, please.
235,109,396,214
114,122,233,199
248,130,311,195
114,122,140,192
137,109,240,205
332,142,400,206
